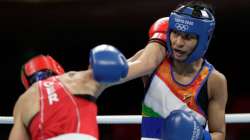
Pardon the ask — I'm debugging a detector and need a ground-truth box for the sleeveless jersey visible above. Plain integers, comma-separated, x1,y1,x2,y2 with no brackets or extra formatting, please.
141,58,213,139
29,77,98,140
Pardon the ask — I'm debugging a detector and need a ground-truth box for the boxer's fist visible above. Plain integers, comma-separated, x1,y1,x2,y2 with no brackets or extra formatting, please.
89,44,128,83
148,17,169,45
161,110,211,140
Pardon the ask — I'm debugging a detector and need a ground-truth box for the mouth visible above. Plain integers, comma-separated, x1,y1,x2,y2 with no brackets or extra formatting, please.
173,49,186,57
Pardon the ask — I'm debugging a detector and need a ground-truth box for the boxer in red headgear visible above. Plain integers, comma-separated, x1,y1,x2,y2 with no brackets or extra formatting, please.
20,55,65,89
9,45,128,140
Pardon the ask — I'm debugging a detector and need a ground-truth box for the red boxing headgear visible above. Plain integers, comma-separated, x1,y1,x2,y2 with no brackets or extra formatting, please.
21,55,64,89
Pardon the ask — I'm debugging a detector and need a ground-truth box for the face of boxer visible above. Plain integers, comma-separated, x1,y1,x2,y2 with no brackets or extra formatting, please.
170,29,198,62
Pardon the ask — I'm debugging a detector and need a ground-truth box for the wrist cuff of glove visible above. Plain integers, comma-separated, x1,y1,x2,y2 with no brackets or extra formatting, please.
203,130,212,140
151,32,166,41
148,33,166,47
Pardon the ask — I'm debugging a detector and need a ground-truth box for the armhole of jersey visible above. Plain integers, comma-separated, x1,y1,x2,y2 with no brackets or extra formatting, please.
74,94,97,103
195,60,214,118
197,80,209,117
55,78,82,133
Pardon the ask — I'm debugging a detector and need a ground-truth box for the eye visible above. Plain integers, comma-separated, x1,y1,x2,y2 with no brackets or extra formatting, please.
184,34,197,40
171,29,197,40
171,29,181,36
171,30,183,38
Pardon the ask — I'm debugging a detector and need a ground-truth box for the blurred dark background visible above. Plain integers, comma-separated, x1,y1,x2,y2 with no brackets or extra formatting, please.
0,0,250,139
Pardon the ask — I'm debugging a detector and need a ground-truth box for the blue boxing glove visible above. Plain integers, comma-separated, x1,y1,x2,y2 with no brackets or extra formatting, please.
161,110,211,140
89,44,128,83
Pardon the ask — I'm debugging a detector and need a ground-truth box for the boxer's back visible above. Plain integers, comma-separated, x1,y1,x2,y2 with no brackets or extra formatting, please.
29,75,98,140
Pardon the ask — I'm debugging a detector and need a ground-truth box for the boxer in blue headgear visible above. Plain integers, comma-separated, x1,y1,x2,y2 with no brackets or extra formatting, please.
108,1,228,140
166,3,215,63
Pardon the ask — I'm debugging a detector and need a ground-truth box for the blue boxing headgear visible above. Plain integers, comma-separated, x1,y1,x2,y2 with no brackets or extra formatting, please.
166,5,215,64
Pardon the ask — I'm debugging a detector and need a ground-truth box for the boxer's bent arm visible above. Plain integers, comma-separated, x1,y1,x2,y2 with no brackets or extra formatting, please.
207,70,228,140
9,94,30,140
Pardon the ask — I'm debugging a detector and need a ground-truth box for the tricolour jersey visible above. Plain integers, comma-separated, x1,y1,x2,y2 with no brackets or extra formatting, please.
29,77,98,140
141,58,213,139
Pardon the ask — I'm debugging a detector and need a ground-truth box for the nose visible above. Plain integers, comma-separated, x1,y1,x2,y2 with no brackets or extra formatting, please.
175,35,185,47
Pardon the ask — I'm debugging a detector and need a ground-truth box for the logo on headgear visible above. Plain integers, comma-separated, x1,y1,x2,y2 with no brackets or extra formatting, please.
175,23,189,32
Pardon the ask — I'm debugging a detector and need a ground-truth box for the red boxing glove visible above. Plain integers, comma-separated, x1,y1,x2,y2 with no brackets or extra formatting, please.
148,17,169,46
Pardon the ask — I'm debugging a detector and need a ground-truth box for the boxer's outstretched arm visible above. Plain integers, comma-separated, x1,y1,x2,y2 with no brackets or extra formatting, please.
126,42,166,81
127,48,144,63
103,42,166,90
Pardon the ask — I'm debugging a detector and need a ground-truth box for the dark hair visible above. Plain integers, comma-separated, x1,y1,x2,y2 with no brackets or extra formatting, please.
176,1,215,18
